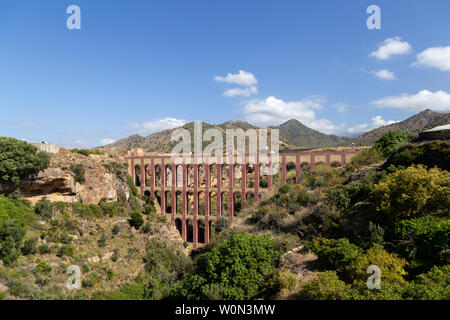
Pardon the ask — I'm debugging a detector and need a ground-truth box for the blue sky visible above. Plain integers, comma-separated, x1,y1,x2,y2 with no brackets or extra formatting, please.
1,0,449,148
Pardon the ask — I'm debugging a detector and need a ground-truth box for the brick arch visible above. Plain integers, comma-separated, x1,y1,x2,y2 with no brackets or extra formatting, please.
126,149,360,247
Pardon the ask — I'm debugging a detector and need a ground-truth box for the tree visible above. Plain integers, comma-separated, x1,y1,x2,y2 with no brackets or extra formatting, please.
0,137,50,185
307,238,363,271
374,131,412,158
204,233,280,300
129,211,144,229
0,220,26,266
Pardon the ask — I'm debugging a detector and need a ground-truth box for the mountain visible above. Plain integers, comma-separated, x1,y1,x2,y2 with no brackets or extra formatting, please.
102,121,286,153
271,119,351,148
102,119,350,152
353,109,450,145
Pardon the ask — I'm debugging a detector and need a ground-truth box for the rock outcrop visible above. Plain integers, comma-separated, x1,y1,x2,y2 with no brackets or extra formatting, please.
1,151,130,205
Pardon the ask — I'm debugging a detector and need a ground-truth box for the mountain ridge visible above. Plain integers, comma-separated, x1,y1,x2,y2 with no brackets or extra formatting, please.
101,109,450,151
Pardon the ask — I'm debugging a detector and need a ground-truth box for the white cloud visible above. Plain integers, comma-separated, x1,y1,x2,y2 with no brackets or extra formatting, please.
413,46,450,71
370,37,412,60
224,86,258,97
333,103,347,113
100,138,116,146
372,69,397,80
347,116,398,135
372,90,450,112
242,96,344,134
126,117,187,136
214,70,257,86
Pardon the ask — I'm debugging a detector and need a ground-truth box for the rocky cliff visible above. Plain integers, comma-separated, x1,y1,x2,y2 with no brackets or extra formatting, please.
1,150,130,205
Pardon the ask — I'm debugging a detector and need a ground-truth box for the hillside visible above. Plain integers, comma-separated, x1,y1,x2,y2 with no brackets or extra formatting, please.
102,120,351,152
271,119,351,148
103,121,294,152
353,109,450,145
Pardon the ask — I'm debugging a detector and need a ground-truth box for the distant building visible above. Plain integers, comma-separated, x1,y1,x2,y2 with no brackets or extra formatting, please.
419,124,450,141
31,142,60,154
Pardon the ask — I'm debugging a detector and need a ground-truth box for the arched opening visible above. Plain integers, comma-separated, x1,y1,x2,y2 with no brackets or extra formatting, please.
331,161,342,168
186,219,194,243
176,165,183,187
155,191,162,208
165,191,172,214
165,165,172,187
134,165,141,187
144,190,151,198
198,165,206,188
197,191,205,215
186,191,194,215
286,162,296,184
246,192,255,205
209,191,217,216
259,163,269,188
197,219,205,244
187,165,194,187
221,192,229,216
233,192,242,215
221,165,229,188
300,162,311,170
210,165,218,188
246,164,255,188
234,164,241,188
145,165,152,187
155,165,162,187
175,218,182,237
176,191,183,214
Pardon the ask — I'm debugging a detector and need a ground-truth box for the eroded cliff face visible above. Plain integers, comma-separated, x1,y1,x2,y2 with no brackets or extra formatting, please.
3,151,130,205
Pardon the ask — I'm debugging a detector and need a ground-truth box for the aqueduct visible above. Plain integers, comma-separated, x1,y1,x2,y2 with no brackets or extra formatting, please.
125,149,358,248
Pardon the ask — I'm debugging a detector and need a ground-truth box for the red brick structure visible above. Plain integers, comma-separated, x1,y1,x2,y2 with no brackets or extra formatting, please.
125,149,358,248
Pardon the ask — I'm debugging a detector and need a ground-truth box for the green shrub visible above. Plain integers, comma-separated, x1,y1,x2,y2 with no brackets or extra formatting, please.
112,224,120,235
203,233,280,300
22,237,38,255
345,244,408,285
0,220,26,266
38,243,50,254
371,165,450,219
143,239,192,299
70,163,86,184
374,131,412,158
34,197,54,219
0,137,50,185
307,238,362,271
300,271,355,300
350,148,384,166
404,265,450,300
7,279,32,298
106,269,114,281
263,269,299,297
56,244,74,257
141,222,151,234
35,261,52,274
393,217,450,266
385,140,450,171
129,211,144,229
70,149,90,156
98,233,107,247
0,196,35,227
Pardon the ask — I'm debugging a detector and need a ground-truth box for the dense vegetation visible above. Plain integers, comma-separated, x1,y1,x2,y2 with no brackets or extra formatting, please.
0,132,448,300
